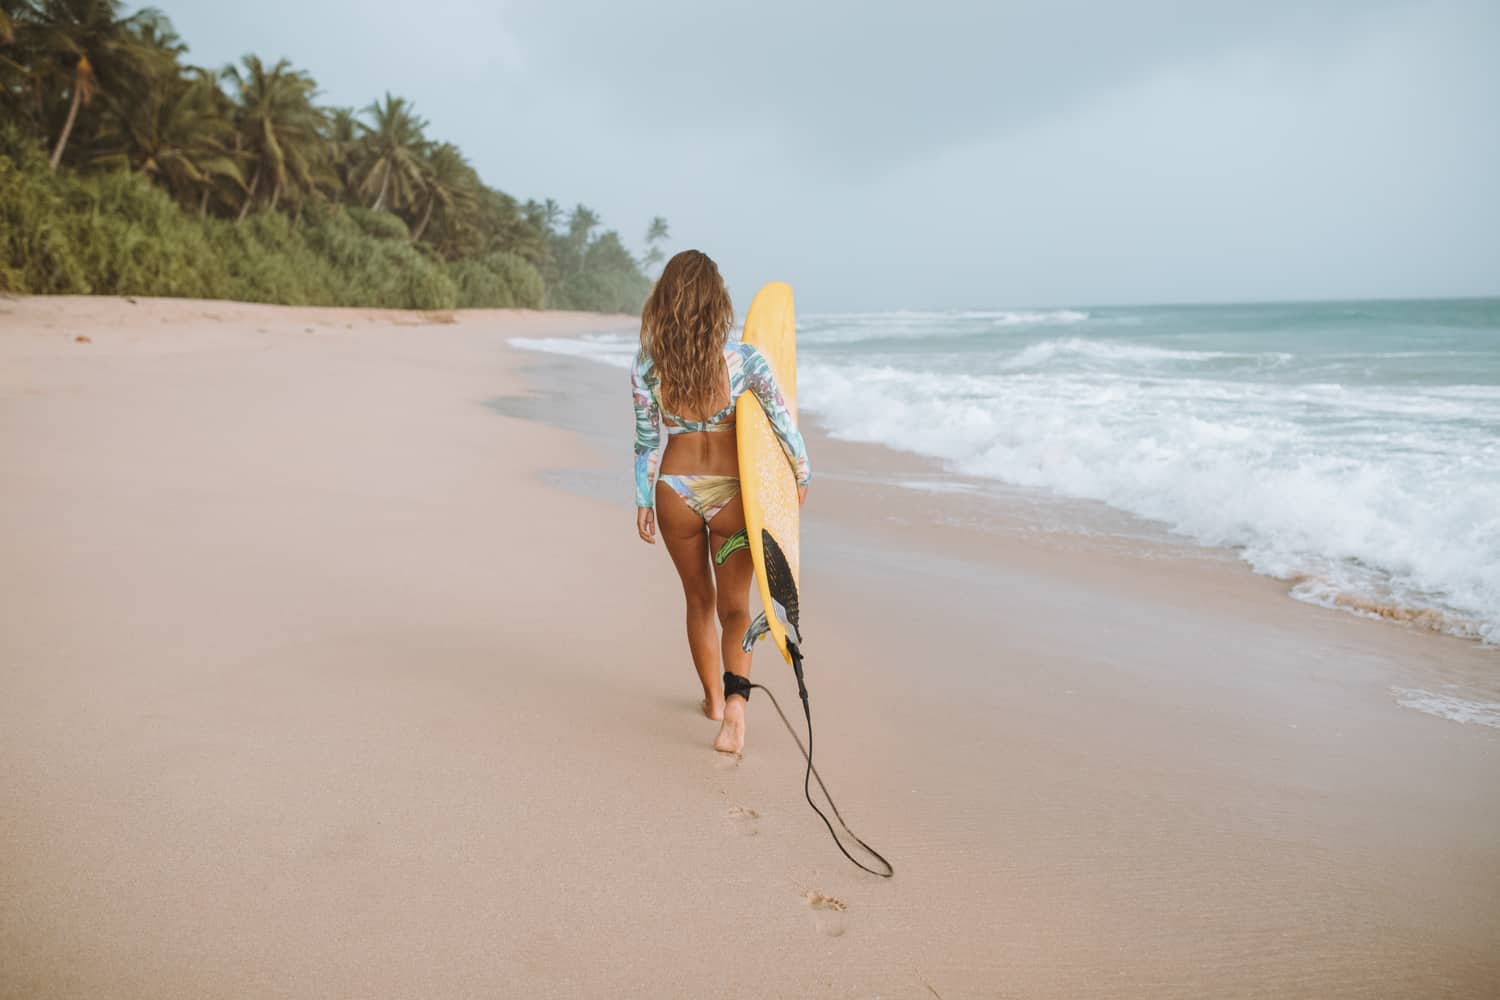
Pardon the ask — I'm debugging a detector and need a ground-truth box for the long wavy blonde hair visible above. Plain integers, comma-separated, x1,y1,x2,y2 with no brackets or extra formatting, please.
640,250,734,414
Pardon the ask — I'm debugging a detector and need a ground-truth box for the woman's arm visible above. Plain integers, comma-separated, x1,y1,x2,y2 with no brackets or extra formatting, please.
632,356,663,511
741,345,811,487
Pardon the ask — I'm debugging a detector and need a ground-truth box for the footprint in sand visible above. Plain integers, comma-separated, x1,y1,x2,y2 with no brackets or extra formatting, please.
804,890,848,938
713,750,742,771
727,805,760,836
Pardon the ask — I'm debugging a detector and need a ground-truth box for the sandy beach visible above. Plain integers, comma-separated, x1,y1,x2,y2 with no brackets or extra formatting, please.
3,296,1498,999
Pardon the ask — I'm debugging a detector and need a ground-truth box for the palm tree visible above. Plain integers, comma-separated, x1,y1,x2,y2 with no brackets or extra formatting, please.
93,66,242,212
562,203,599,267
409,141,474,244
547,203,599,286
641,215,669,271
128,6,180,63
223,54,324,221
355,92,426,212
566,204,599,247
503,198,552,266
321,105,360,202
0,3,29,125
21,0,169,170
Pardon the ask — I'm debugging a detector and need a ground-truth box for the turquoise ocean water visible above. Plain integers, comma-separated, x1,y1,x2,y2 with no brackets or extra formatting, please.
516,298,1500,646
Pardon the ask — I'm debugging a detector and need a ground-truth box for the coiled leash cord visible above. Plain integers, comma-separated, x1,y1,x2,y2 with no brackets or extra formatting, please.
741,646,894,879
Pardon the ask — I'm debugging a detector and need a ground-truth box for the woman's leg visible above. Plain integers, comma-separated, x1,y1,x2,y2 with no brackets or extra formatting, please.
707,496,754,753
654,482,724,720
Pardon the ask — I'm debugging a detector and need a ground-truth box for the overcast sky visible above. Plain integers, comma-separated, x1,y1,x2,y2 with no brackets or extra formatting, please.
154,0,1499,311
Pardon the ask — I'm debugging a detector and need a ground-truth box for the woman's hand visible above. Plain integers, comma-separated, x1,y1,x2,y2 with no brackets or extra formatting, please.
797,484,808,506
637,506,656,544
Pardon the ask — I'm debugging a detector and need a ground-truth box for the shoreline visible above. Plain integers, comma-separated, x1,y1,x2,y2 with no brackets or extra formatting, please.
510,302,1500,650
505,340,1500,727
4,297,1498,998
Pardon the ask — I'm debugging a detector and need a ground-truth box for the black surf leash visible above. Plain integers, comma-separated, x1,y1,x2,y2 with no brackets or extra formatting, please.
747,645,894,879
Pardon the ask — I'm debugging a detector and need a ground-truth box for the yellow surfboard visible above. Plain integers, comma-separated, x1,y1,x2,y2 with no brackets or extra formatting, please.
737,282,801,664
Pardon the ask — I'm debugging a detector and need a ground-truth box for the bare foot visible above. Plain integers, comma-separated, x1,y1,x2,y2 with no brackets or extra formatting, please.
714,696,746,754
701,695,724,721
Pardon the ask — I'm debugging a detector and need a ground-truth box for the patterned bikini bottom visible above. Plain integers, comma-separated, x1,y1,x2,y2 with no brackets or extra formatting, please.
657,474,741,524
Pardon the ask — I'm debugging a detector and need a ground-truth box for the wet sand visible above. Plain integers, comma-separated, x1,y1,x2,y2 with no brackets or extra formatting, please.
3,296,1498,998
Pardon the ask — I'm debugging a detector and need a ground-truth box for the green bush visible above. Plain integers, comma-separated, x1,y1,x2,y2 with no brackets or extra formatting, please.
344,205,410,241
493,251,545,309
212,212,332,304
67,171,233,299
0,141,90,294
552,268,649,314
449,255,514,307
448,250,545,309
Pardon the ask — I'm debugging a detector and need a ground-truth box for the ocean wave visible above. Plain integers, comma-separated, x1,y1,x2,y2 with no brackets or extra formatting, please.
1415,384,1500,402
800,361,1500,643
997,337,1292,370
803,308,1088,323
1288,577,1484,640
977,309,1090,325
1390,688,1500,728
510,334,636,369
897,479,983,495
799,309,1089,345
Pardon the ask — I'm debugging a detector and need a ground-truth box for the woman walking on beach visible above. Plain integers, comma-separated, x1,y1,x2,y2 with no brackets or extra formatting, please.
632,251,811,754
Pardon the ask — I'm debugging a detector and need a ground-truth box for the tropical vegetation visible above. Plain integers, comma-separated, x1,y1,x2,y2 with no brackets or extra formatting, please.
0,0,671,312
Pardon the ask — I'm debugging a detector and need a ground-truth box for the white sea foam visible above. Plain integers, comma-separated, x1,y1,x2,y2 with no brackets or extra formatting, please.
799,309,1089,345
996,337,1292,370
510,334,636,369
897,479,983,495
1390,688,1500,728
975,309,1090,325
803,308,1088,323
799,361,1500,643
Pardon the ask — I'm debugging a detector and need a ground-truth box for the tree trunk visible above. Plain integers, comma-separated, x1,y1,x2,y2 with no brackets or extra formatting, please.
411,196,435,242
49,85,83,171
199,188,209,217
372,166,389,212
236,166,261,223
269,179,280,213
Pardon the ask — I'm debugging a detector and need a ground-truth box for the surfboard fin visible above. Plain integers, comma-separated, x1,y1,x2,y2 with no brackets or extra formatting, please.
741,602,801,654
741,612,770,653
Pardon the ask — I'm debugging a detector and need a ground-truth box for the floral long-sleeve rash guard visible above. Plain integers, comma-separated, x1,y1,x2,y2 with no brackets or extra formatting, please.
631,341,810,509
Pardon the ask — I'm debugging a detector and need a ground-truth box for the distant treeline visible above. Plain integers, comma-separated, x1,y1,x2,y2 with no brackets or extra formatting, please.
0,1,668,312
